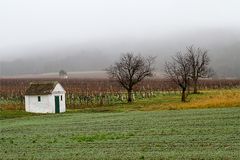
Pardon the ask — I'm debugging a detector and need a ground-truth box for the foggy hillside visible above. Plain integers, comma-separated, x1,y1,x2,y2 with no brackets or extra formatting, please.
1,29,240,78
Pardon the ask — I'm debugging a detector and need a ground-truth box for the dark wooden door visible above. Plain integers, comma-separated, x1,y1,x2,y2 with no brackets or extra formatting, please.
55,96,60,113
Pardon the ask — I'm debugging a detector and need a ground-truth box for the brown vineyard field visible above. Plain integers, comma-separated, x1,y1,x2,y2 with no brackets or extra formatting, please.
0,78,240,111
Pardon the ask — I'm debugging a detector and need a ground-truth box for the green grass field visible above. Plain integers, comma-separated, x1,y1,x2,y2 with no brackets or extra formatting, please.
1,107,240,160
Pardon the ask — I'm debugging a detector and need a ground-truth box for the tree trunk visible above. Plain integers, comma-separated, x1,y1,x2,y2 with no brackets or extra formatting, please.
181,88,186,102
127,90,132,103
193,79,198,94
187,78,190,95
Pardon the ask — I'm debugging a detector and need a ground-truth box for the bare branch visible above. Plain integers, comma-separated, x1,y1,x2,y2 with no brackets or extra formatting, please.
186,45,213,93
164,52,191,102
106,53,155,102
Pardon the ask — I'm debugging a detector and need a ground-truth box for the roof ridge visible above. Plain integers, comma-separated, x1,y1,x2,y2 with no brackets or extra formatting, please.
30,81,58,84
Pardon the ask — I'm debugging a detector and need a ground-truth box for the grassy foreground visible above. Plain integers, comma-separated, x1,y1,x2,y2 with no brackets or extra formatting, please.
1,108,240,159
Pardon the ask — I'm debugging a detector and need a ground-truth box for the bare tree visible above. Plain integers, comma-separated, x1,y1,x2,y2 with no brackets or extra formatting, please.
107,53,155,103
165,52,191,102
186,45,213,94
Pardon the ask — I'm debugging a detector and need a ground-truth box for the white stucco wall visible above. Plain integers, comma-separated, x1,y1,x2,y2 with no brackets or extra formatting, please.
25,96,30,112
25,83,66,113
25,95,52,113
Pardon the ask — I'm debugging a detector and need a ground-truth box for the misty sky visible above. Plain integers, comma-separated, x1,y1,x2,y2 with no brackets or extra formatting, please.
1,0,240,60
